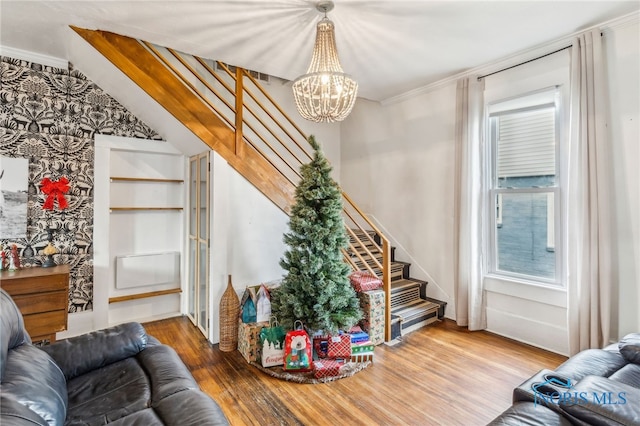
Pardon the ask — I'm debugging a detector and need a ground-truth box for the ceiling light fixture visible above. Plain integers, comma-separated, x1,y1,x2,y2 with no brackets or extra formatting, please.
292,1,358,123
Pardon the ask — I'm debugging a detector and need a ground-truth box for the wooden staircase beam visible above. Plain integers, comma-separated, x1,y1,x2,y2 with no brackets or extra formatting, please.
71,26,294,214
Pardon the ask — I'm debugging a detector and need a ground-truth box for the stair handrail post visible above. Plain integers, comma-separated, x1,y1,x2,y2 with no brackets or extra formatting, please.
234,67,244,156
382,238,391,342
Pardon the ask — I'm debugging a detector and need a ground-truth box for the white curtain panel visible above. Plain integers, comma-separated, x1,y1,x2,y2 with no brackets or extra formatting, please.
454,77,487,331
567,29,612,355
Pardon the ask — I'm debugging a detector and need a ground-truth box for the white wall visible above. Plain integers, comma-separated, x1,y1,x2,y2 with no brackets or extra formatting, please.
341,86,457,313
208,151,289,343
604,19,640,337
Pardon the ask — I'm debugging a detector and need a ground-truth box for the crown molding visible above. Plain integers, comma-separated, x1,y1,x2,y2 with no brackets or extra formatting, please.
382,10,639,106
0,45,68,69
601,9,640,33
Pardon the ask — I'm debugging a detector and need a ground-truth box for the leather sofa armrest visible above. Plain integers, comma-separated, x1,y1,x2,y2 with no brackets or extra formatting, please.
559,375,640,426
1,395,49,425
42,322,148,380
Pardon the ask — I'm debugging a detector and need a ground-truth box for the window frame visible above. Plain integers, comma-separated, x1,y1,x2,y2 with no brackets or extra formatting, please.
485,88,564,287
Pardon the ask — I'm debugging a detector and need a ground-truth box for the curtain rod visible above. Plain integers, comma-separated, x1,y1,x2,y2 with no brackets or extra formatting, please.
477,45,572,81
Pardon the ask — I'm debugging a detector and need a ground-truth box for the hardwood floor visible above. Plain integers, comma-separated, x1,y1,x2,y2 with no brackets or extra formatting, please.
143,316,567,426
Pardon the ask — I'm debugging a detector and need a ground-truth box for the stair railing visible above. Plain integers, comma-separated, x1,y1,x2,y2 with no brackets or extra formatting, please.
141,40,392,340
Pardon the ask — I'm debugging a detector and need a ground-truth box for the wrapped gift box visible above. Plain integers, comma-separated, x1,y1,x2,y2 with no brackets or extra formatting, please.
349,271,383,292
313,359,345,379
358,289,385,345
238,321,268,363
327,334,351,358
350,351,374,363
349,331,370,344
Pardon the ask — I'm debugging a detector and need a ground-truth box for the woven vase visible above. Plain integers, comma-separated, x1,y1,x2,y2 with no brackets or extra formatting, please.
219,275,240,352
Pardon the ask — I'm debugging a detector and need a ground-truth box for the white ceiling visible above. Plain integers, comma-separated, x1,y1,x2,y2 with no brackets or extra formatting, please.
1,1,638,101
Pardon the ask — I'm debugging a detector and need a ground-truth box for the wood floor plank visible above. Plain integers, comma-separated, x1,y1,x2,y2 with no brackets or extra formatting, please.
143,316,566,426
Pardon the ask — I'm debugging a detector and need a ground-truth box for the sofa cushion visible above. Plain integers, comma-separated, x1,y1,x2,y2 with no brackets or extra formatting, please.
43,322,148,380
618,333,640,365
0,289,30,382
0,345,67,426
137,344,198,404
65,356,151,426
608,363,640,388
554,349,627,380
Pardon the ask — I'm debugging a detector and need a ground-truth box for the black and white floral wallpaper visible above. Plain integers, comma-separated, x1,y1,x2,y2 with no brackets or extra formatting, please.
0,56,163,312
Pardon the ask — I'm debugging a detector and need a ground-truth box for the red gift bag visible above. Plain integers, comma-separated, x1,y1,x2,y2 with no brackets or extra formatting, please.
349,271,383,292
327,333,352,358
283,321,313,372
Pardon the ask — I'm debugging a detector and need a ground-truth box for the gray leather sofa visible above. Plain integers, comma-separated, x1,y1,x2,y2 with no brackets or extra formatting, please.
0,288,229,425
489,332,640,425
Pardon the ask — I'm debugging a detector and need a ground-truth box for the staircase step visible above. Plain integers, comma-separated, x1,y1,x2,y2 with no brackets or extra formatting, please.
393,299,440,322
348,237,379,248
392,299,440,336
401,309,440,335
349,251,383,264
390,285,420,309
348,248,398,267
390,278,426,294
349,229,376,239
424,297,447,320
347,230,396,262
352,260,407,280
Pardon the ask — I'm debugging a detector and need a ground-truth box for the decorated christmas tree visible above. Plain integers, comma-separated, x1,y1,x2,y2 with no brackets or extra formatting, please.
272,136,361,333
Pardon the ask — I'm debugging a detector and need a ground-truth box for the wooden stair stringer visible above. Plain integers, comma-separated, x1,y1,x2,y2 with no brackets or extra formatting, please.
71,26,295,214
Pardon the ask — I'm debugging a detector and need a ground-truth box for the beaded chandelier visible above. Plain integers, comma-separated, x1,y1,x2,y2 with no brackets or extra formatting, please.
292,1,358,123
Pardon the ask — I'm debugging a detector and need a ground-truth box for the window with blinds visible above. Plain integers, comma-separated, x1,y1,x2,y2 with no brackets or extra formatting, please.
487,91,561,285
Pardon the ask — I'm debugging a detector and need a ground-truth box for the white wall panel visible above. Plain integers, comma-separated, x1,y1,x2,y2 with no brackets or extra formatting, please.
486,290,567,327
116,252,180,289
486,307,569,355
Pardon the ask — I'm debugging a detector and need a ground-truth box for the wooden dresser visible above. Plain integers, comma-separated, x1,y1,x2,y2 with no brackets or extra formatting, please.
0,265,69,343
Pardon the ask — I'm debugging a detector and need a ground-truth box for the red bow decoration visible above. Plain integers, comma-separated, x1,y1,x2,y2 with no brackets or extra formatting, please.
40,177,70,210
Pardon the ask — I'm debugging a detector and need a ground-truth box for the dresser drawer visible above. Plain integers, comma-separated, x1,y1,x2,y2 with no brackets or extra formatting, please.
1,273,68,295
23,310,67,338
12,291,67,315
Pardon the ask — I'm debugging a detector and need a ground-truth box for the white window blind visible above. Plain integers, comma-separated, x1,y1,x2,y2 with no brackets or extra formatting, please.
496,107,555,178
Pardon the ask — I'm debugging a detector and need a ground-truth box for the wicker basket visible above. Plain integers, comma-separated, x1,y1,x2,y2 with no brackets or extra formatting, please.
219,275,240,352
